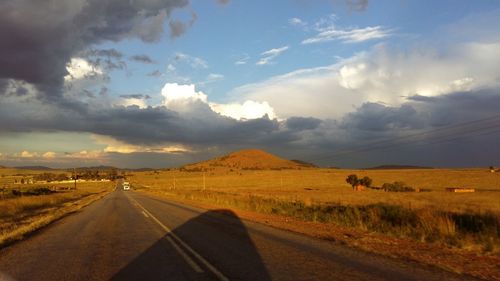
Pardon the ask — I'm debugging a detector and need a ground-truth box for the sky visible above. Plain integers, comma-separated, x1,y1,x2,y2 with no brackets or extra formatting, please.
0,0,500,168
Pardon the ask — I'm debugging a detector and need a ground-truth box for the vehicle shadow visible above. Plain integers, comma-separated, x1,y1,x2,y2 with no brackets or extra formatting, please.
109,209,272,281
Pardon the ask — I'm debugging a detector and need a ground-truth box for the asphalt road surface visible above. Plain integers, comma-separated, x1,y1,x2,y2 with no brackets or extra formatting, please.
0,186,480,281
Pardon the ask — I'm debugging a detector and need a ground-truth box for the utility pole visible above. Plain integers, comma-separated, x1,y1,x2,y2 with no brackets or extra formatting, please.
74,167,77,190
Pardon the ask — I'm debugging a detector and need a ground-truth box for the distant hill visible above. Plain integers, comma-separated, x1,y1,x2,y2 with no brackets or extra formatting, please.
182,149,315,171
130,168,154,172
366,165,433,170
291,159,318,168
70,166,153,172
15,166,53,170
72,165,117,171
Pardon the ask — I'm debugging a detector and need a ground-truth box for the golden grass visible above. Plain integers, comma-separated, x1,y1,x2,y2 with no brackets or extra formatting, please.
0,182,111,218
0,167,67,176
0,181,114,247
130,168,500,253
129,168,500,213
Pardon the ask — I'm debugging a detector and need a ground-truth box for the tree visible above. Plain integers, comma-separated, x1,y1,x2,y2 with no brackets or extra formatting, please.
346,174,373,190
346,174,358,189
108,169,118,180
359,176,372,188
56,173,69,181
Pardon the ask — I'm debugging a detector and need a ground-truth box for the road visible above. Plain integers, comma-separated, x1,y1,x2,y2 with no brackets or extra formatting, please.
0,186,479,281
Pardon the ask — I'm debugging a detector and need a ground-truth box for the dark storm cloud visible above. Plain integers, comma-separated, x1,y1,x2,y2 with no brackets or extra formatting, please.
338,89,500,141
0,79,35,97
286,117,322,131
406,94,438,103
79,48,127,73
84,49,123,59
119,94,152,99
306,88,500,167
0,79,8,94
341,103,425,131
130,55,154,64
1,87,499,168
0,95,280,147
0,0,189,98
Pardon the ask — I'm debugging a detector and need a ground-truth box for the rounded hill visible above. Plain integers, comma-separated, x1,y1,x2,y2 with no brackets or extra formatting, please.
182,149,315,171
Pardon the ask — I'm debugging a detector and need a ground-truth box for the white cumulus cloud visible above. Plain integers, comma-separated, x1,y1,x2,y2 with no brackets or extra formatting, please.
20,151,37,158
210,100,276,120
161,83,208,112
42,151,56,158
118,97,148,108
159,82,276,120
231,42,500,119
65,58,104,81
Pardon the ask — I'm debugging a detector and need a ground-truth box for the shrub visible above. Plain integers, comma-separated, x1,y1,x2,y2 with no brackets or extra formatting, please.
359,176,372,188
382,181,415,192
24,187,53,196
346,174,373,189
346,174,358,187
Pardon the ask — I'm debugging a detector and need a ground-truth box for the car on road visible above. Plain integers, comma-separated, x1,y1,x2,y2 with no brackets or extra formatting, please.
123,182,130,191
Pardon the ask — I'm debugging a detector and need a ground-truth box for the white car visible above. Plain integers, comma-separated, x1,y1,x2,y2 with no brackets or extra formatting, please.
123,182,130,190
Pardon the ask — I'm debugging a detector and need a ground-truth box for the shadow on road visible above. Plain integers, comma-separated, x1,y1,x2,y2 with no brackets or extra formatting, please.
109,209,271,281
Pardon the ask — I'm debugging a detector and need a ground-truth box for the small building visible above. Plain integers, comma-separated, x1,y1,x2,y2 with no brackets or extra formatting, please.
445,187,475,193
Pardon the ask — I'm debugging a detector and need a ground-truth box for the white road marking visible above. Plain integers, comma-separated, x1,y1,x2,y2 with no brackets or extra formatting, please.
128,195,230,281
127,196,203,273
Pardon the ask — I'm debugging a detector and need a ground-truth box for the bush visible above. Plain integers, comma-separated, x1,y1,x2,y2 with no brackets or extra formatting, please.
382,181,415,192
346,174,358,187
346,174,373,189
359,176,372,187
24,187,53,196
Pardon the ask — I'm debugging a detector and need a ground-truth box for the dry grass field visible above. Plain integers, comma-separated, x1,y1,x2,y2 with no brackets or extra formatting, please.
129,168,500,212
128,162,500,253
0,168,114,247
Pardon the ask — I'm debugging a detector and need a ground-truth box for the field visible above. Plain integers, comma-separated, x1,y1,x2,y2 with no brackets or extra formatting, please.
129,168,500,212
0,168,114,247
128,168,500,253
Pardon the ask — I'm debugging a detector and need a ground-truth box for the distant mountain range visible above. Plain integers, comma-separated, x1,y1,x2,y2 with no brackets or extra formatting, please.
365,165,433,170
9,165,153,172
14,165,54,170
70,166,154,172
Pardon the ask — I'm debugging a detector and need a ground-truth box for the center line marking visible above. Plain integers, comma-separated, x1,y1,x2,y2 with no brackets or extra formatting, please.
127,195,230,281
